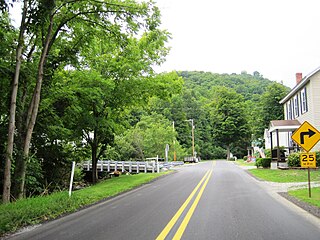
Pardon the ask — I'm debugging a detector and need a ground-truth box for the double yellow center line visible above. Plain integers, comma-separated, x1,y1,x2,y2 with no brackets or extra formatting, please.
156,162,215,240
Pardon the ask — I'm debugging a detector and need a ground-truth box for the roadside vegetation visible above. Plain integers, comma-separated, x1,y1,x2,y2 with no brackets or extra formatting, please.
248,169,320,182
0,172,169,237
0,1,289,204
234,159,256,167
288,187,320,208
249,167,320,210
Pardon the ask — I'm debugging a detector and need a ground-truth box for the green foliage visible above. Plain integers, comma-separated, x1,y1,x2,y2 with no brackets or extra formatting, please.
289,187,320,208
288,151,320,167
207,146,226,160
259,83,289,135
264,149,271,158
255,158,272,168
113,113,186,161
287,152,300,167
315,151,320,166
249,169,320,182
208,86,251,155
25,156,44,197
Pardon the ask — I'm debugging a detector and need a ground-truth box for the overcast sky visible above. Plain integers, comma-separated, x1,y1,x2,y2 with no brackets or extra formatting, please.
154,0,320,88
9,1,320,88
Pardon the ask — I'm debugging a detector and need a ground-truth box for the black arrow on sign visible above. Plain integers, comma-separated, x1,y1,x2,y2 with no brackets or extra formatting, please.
300,129,316,144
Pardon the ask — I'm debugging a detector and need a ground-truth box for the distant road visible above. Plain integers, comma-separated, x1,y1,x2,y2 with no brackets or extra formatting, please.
8,161,320,240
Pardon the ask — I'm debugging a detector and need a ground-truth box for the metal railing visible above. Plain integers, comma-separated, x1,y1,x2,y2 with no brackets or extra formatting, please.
82,160,184,174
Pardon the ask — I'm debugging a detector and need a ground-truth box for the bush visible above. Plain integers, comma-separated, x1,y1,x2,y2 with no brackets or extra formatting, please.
264,149,271,158
287,152,300,167
316,151,320,166
288,151,320,167
256,158,272,168
229,157,236,161
243,156,248,161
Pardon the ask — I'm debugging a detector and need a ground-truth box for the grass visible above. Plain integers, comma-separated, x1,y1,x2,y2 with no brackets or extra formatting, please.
248,169,320,182
288,187,320,208
0,172,170,236
249,168,320,210
234,159,256,167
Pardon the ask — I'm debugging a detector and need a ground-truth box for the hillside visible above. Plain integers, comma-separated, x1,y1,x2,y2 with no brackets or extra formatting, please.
178,70,282,101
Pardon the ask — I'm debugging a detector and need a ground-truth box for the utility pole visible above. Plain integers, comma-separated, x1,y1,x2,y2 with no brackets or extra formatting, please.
185,119,195,159
173,121,176,161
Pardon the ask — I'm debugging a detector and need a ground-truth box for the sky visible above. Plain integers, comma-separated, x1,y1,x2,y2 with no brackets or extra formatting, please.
154,0,320,88
9,0,320,88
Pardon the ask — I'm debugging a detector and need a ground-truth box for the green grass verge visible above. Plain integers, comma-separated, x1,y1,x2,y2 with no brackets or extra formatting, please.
288,187,320,208
248,169,320,182
0,172,170,236
235,159,256,167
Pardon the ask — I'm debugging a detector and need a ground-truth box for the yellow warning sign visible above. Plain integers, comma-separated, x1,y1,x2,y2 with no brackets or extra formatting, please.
292,121,320,152
300,152,317,168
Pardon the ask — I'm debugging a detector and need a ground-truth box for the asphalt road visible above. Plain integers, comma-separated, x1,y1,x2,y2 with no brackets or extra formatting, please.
7,161,320,240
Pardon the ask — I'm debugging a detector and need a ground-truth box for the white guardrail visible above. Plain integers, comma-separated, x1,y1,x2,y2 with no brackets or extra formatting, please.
82,160,184,174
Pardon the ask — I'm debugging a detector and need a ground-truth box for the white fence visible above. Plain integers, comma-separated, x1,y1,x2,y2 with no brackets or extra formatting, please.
82,160,184,174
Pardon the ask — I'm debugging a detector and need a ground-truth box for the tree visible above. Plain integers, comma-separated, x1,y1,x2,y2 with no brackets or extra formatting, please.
114,113,187,161
2,0,28,203
209,87,250,160
260,83,289,133
3,0,171,200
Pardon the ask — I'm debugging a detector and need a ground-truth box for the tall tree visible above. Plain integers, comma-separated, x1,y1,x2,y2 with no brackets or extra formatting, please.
209,87,250,160
260,82,289,130
3,0,171,200
2,0,28,203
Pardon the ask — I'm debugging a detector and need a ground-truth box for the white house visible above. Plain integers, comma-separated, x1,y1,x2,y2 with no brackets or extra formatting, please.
264,66,320,164
279,67,320,152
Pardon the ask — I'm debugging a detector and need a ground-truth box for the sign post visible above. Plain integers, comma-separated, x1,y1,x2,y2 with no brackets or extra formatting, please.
300,152,316,197
292,121,319,198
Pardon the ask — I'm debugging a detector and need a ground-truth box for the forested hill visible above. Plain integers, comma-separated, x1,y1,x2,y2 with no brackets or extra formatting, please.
178,71,280,101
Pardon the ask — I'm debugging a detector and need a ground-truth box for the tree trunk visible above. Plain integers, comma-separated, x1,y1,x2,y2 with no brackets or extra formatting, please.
226,145,230,160
91,129,98,184
92,144,98,184
2,0,28,203
12,11,54,199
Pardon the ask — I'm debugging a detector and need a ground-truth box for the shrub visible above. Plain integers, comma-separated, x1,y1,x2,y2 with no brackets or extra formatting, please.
229,157,236,161
288,151,320,167
287,152,300,167
256,158,272,168
243,156,248,161
315,151,320,166
264,149,271,158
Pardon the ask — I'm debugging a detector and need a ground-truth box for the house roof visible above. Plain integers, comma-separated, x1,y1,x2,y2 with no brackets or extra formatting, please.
268,120,300,133
279,66,320,104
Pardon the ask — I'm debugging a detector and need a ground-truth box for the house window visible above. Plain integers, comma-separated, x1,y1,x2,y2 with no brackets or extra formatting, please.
288,132,293,147
294,95,299,117
301,87,308,113
287,101,292,120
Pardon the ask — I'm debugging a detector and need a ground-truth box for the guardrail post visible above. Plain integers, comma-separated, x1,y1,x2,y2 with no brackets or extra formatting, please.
129,162,132,173
100,161,103,171
122,161,125,172
115,161,118,171
107,161,110,172
156,155,160,173
137,162,139,173
144,161,147,173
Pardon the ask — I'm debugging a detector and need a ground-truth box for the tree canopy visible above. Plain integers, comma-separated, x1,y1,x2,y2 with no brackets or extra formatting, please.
0,1,290,202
